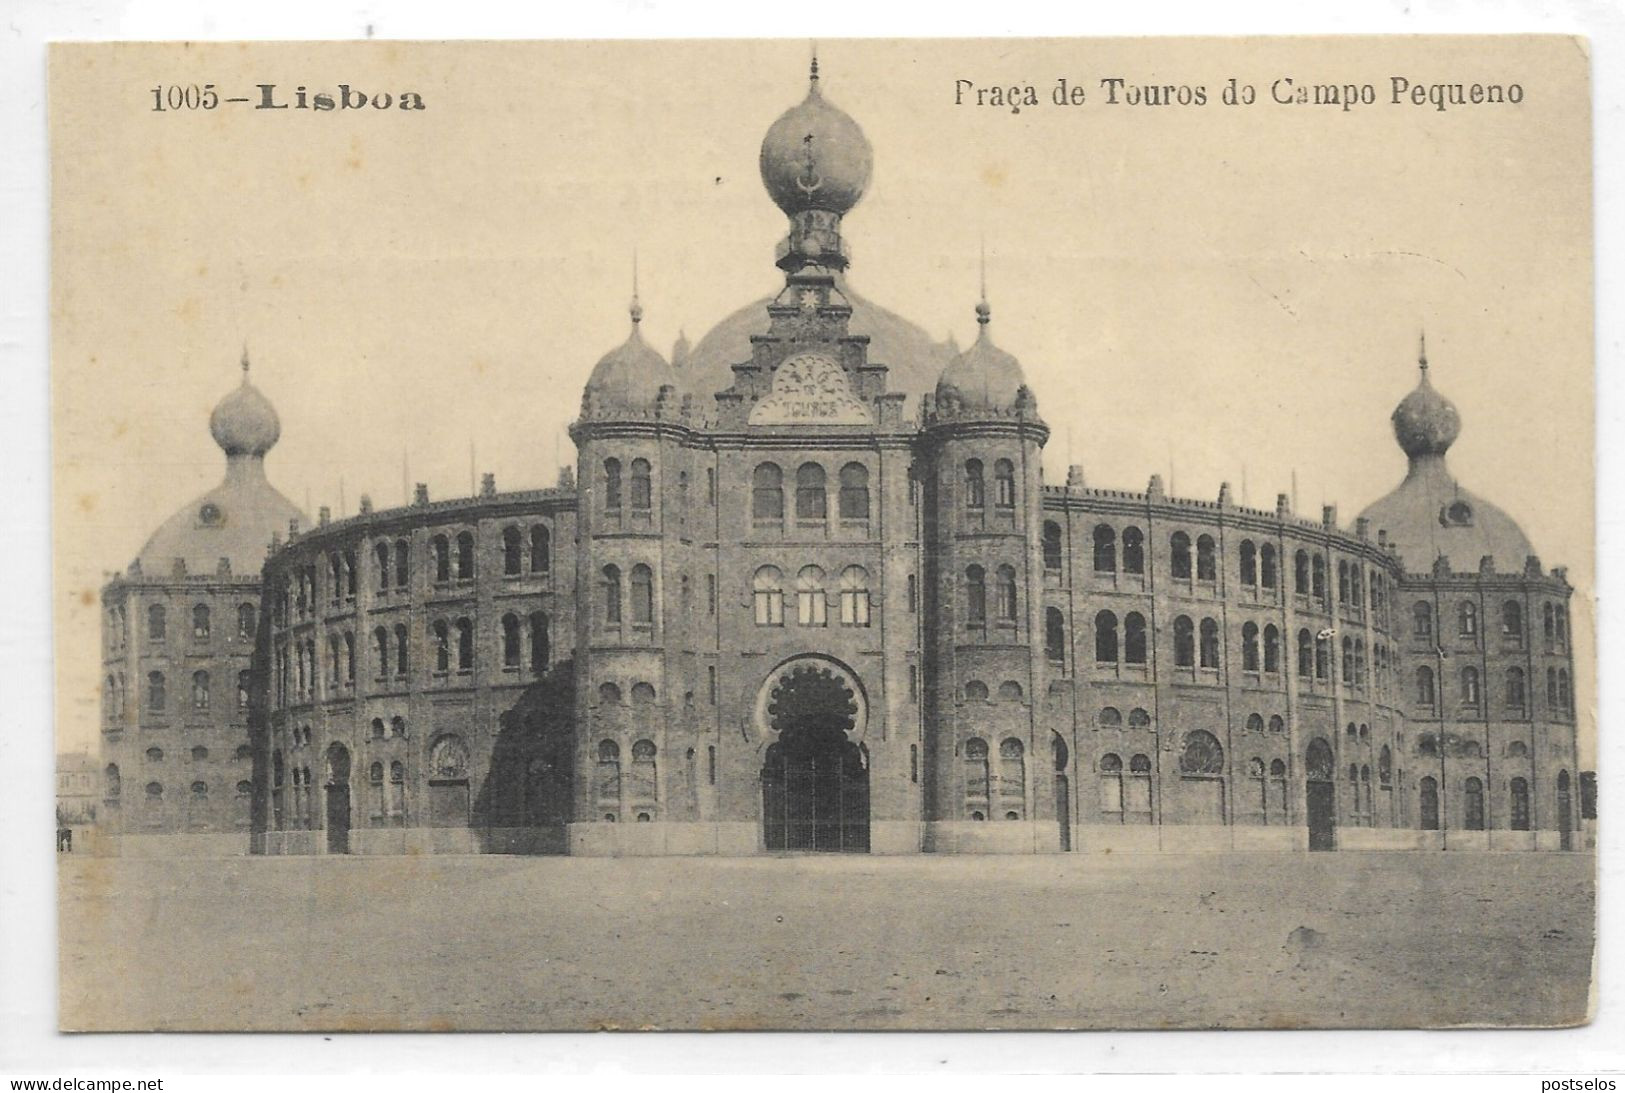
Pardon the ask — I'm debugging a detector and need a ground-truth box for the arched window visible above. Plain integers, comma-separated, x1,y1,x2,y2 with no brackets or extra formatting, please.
795,462,827,523
237,602,256,638
191,604,210,639
598,682,622,705
1555,605,1568,646
631,682,656,705
1129,708,1151,730
1508,740,1529,758
1497,599,1523,642
1510,777,1531,831
838,462,870,520
370,717,385,740
529,611,550,674
376,541,391,591
996,565,1018,622
1341,636,1355,682
1099,753,1124,819
147,604,166,641
1199,618,1220,669
603,458,623,511
1413,601,1434,639
1263,624,1281,673
1124,612,1148,665
1044,607,1066,664
839,566,871,627
1314,633,1330,680
1458,601,1478,638
502,613,521,667
432,619,450,673
1416,666,1436,706
394,539,410,589
993,460,1016,509
1337,560,1350,604
1173,616,1195,667
629,458,652,512
530,525,550,574
393,624,408,676
1269,714,1285,734
1464,776,1485,830
1242,622,1260,672
1092,524,1116,573
965,565,986,624
237,670,250,711
1460,666,1481,708
964,680,989,701
596,740,622,810
455,617,474,672
1506,667,1526,708
1195,535,1216,581
191,670,210,709
190,745,208,763
630,564,654,626
964,459,985,510
388,761,405,819
1246,713,1264,734
105,763,121,798
1179,730,1224,776
1557,668,1572,713
964,737,990,817
1293,550,1310,595
997,681,1024,702
369,761,386,819
1094,611,1118,664
630,739,657,805
1260,543,1278,589
147,670,166,711
1239,540,1257,586
752,463,784,525
431,535,451,583
602,565,622,626
1043,521,1064,571
1170,532,1192,579
502,526,522,576
1311,555,1326,600
1099,707,1123,728
455,531,475,580
753,566,784,626
1121,526,1145,574
999,738,1025,816
796,566,827,627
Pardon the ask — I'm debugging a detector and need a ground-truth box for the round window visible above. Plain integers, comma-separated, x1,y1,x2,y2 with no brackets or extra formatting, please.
198,502,223,526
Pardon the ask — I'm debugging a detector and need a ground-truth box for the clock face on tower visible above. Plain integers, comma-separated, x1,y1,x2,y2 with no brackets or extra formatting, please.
748,352,872,426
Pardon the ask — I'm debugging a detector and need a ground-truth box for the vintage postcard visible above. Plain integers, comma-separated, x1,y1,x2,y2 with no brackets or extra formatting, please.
50,36,1594,1031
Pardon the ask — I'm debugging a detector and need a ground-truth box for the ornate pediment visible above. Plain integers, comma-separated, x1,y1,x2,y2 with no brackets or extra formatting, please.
748,351,871,426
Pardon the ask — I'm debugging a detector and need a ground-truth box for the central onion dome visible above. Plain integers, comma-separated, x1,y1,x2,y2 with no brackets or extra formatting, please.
1359,337,1533,573
935,300,1030,411
582,298,681,412
759,58,874,218
135,349,306,576
209,352,283,456
1391,351,1462,458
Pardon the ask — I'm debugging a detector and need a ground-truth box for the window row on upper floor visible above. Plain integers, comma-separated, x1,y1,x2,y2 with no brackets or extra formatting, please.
115,668,252,719
749,462,874,530
750,564,874,628
1043,522,1390,610
274,522,555,625
129,602,257,645
1411,664,1573,716
1409,597,1570,651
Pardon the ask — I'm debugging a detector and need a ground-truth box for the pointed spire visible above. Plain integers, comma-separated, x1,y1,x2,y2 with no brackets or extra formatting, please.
629,248,643,326
975,239,991,328
240,343,251,379
1418,327,1429,375
809,44,820,91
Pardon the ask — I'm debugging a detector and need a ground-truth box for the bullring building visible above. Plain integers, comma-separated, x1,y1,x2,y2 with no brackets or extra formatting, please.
98,62,1583,856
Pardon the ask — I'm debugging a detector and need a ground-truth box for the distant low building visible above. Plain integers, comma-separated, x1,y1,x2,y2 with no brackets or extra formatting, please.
56,751,99,852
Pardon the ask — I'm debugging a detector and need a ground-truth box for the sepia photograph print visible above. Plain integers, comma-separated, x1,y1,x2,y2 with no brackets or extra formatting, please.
49,35,1594,1032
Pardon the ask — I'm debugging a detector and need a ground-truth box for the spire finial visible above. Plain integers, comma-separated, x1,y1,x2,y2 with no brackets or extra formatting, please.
975,239,991,327
630,248,643,325
1418,327,1428,374
240,343,251,378
810,44,819,88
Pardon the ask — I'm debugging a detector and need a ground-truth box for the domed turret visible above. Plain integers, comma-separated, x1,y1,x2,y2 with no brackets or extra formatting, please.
582,297,681,413
135,349,306,575
209,349,282,456
759,57,873,219
1359,336,1533,572
1391,337,1462,458
935,299,1029,412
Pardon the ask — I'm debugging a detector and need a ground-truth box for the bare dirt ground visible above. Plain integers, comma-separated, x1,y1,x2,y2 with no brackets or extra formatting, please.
58,851,1594,1031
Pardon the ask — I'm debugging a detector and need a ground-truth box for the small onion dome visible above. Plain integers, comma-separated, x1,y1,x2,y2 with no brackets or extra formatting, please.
209,350,282,456
935,300,1028,411
1391,347,1461,459
759,61,873,218
583,299,680,410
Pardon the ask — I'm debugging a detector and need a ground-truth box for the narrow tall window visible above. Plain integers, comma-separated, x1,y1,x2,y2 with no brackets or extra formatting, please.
1239,540,1257,586
394,540,410,589
431,535,451,583
966,565,987,625
964,459,985,510
376,541,391,591
964,737,990,818
1093,524,1116,573
192,604,210,639
1510,777,1531,831
1416,665,1436,706
1294,550,1310,595
630,564,654,626
502,526,522,576
1124,612,1148,664
1260,543,1278,589
1199,618,1220,669
1263,624,1280,673
1459,601,1478,638
148,604,166,641
1464,776,1485,830
529,612,550,674
191,670,210,710
394,624,408,676
1094,610,1118,664
752,463,784,527
1045,608,1066,664
1043,521,1064,571
456,531,475,580
1195,535,1216,582
456,618,474,672
1121,526,1145,574
147,671,166,711
1242,622,1260,671
604,458,623,511
796,566,827,627
1174,616,1195,668
630,458,652,512
996,565,1018,622
838,462,870,521
238,602,256,638
502,613,521,667
1414,601,1434,640
1298,629,1313,679
1170,532,1192,579
839,566,871,627
602,565,622,626
1311,555,1326,600
530,525,550,574
795,463,827,524
993,459,1016,509
1502,599,1523,644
